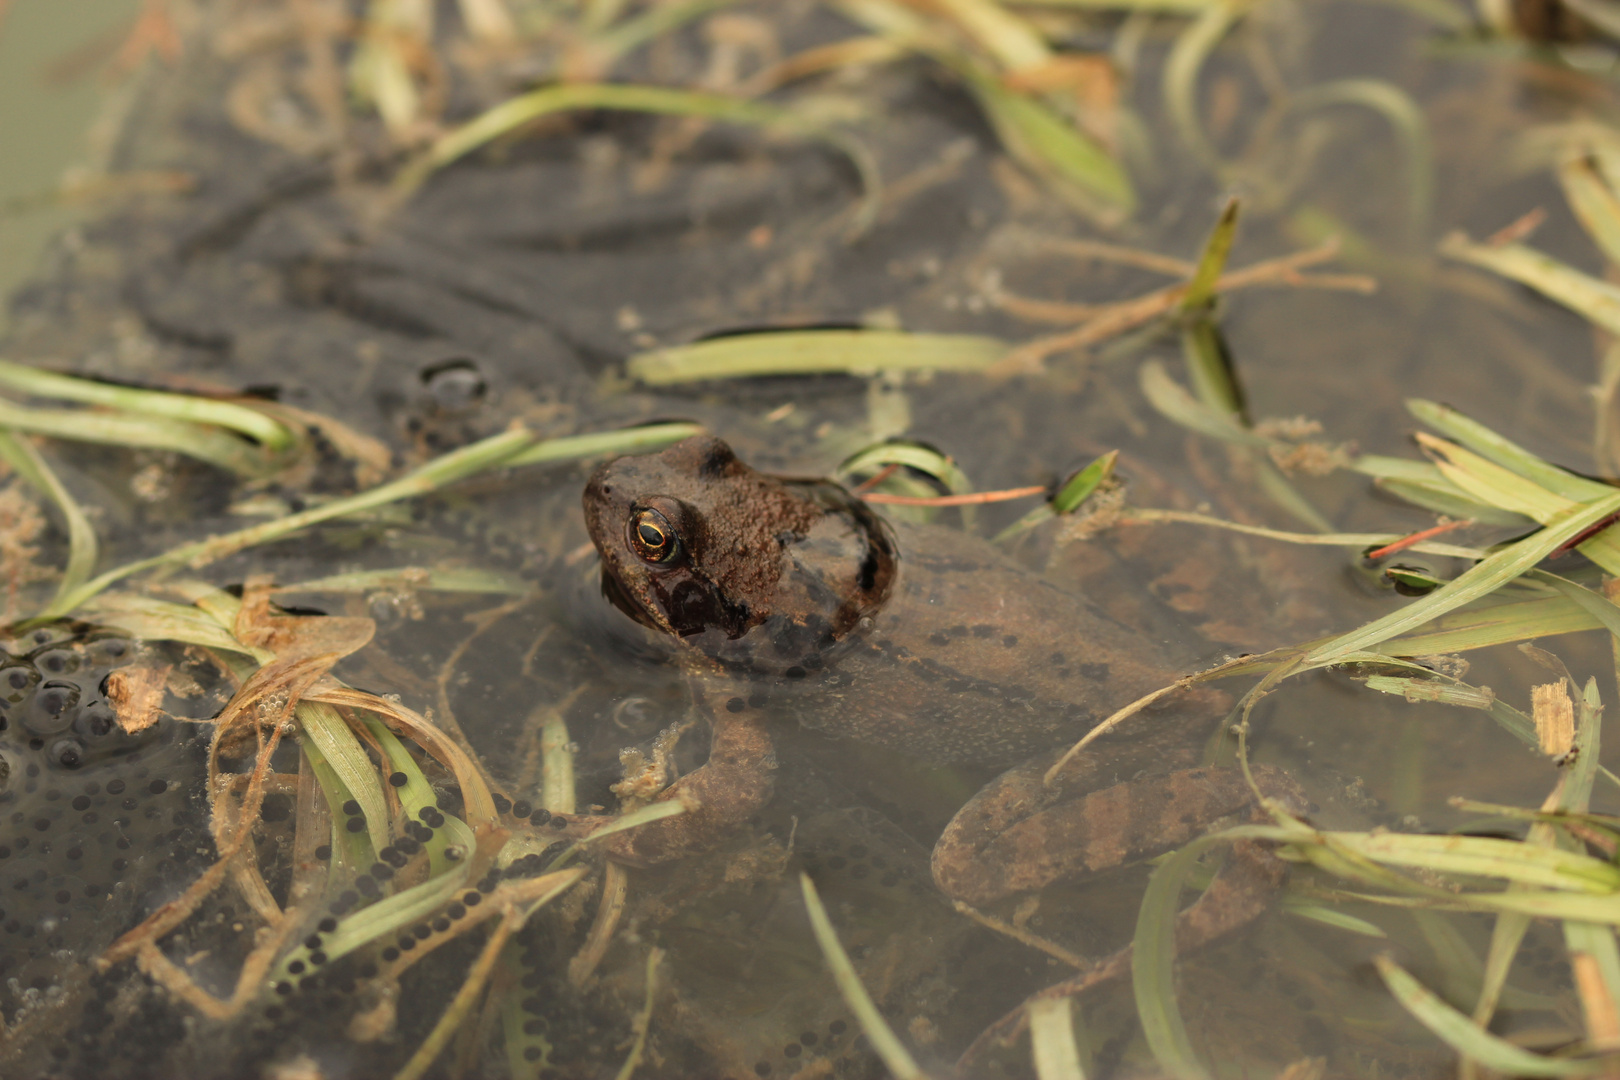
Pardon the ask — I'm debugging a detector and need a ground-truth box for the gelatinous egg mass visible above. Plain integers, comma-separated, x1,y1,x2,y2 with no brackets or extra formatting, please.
0,622,228,1029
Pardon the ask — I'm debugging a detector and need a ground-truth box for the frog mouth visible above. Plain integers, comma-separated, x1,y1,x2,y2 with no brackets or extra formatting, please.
599,567,661,632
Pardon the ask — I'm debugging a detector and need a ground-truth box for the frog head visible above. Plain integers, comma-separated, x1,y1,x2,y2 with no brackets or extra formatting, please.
583,436,895,655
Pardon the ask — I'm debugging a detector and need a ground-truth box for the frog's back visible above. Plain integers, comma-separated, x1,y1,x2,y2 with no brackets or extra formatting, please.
792,522,1201,764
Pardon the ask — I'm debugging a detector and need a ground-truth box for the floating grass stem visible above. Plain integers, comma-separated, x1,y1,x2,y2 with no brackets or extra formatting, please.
0,430,97,613
1029,997,1088,1080
0,360,297,452
395,84,882,235
801,873,927,1080
0,395,275,477
628,331,1006,384
41,423,695,619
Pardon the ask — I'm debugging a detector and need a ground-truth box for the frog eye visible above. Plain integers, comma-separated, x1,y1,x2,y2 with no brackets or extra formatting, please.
627,506,684,566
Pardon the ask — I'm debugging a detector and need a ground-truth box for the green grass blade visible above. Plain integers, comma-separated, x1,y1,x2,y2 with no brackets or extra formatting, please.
0,395,272,477
1373,477,1532,525
836,441,973,495
83,595,266,658
1278,896,1388,937
1440,234,1620,339
1132,836,1216,1080
1163,0,1249,170
992,450,1118,543
1029,997,1087,1080
1182,199,1240,312
958,66,1135,216
1377,594,1604,657
0,430,98,612
627,331,1006,384
800,874,926,1080
1012,0,1222,9
1139,360,1270,447
395,83,882,234
1325,831,1620,892
590,0,741,59
1375,955,1610,1076
1286,81,1432,237
503,422,702,466
42,425,537,617
1559,155,1620,269
299,702,392,855
358,713,477,876
1407,400,1615,502
1473,911,1534,1026
1418,435,1572,523
1306,491,1620,663
0,360,297,452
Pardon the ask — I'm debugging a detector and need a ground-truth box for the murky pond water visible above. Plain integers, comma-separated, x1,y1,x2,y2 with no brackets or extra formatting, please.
1,1,1617,1078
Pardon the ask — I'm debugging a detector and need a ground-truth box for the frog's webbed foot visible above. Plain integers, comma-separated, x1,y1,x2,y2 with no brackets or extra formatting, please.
604,683,777,866
933,759,1304,906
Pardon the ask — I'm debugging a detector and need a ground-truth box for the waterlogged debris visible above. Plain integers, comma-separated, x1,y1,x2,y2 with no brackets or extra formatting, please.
627,329,1008,384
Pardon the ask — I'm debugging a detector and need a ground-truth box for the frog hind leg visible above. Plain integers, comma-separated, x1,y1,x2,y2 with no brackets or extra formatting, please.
932,761,1303,906
604,682,778,866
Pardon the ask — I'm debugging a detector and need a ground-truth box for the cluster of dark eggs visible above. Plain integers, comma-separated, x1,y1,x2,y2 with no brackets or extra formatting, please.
0,622,217,1026
0,624,138,773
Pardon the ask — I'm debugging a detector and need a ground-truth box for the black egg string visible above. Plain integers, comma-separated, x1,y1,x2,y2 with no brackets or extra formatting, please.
749,1019,857,1076
269,800,493,998
503,920,566,1073
492,790,557,829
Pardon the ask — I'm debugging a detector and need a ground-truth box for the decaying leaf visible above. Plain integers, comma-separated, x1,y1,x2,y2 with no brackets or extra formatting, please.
1532,680,1576,758
106,663,173,734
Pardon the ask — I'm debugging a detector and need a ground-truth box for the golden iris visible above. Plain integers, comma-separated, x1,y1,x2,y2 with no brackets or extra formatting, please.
628,507,681,564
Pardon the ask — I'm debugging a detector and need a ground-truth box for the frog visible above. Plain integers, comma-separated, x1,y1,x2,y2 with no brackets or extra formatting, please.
579,434,1303,911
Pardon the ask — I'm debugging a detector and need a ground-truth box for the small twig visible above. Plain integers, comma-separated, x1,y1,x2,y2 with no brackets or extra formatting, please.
1363,519,1474,560
951,900,1089,969
1486,207,1547,248
992,239,1360,375
850,462,902,494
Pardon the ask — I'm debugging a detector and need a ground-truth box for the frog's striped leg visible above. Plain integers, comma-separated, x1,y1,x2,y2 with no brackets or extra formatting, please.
933,759,1304,905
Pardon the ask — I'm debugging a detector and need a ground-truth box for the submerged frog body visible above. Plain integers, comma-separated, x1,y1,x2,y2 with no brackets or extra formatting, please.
583,436,1297,906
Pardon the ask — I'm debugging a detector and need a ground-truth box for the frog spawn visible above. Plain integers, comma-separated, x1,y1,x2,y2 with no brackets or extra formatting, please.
0,623,222,1033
